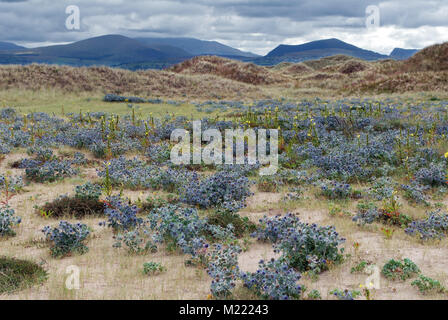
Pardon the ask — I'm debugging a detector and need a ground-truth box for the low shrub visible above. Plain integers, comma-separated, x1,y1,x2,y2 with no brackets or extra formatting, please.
25,160,78,183
405,211,448,240
138,194,178,213
353,199,412,227
0,175,24,194
320,181,353,199
306,289,322,300
143,262,166,276
368,177,395,200
113,226,157,255
252,214,345,273
382,258,420,281
206,209,256,238
101,196,142,232
39,196,104,218
97,157,193,192
0,256,47,294
415,164,446,187
353,206,381,225
257,176,282,192
147,206,234,258
241,258,303,300
411,275,446,294
207,244,241,299
42,221,90,258
283,186,303,202
252,213,300,243
26,146,54,162
181,170,253,211
401,182,429,204
330,289,361,300
74,182,102,201
0,206,21,237
350,260,371,274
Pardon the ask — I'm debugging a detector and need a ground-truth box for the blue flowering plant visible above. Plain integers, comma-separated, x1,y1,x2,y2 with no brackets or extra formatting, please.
252,214,345,273
181,171,253,211
101,196,143,232
330,288,361,300
405,211,448,240
0,206,21,237
241,258,303,300
75,182,103,201
147,206,234,260
113,226,158,255
207,244,241,299
43,221,90,258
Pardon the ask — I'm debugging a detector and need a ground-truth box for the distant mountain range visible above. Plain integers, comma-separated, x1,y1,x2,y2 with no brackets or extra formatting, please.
256,38,389,65
135,37,259,58
0,35,420,69
389,48,420,60
0,41,25,51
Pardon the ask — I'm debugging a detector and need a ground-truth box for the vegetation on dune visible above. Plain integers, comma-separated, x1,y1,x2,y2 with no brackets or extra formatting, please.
0,42,446,104
169,55,288,85
1,53,448,299
0,257,47,294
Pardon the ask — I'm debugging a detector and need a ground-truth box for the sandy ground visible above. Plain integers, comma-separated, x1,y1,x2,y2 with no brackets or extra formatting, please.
1,151,448,300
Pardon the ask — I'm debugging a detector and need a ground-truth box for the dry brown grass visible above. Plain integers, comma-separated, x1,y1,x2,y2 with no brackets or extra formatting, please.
0,64,268,100
168,55,288,85
0,41,446,102
345,42,448,93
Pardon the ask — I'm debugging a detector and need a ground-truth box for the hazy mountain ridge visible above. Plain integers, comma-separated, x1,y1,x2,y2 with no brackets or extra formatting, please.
135,37,259,58
0,35,424,69
0,41,25,51
389,48,420,60
255,38,389,65
1,41,445,98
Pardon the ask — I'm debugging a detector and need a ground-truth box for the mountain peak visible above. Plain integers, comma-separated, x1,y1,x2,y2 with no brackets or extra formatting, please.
262,38,388,64
390,48,419,60
135,37,259,58
0,41,25,51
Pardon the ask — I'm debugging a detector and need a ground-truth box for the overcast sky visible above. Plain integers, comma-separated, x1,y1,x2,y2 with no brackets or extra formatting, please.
0,0,447,55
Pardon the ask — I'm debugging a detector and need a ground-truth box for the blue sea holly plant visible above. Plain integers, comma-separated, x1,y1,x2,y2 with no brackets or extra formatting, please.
101,196,143,232
0,206,21,237
147,206,234,259
206,244,242,299
241,258,303,300
252,213,345,273
75,182,102,201
43,221,90,258
181,170,253,211
113,225,158,255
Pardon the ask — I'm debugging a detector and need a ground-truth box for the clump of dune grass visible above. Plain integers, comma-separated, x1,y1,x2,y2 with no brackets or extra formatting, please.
0,256,47,294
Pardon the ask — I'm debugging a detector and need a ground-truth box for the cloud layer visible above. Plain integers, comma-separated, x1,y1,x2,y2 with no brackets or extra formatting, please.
0,0,447,54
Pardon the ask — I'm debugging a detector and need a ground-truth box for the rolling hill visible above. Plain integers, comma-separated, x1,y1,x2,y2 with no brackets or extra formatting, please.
389,48,419,60
0,41,446,99
0,41,25,51
0,35,429,70
135,37,259,59
255,38,389,65
1,35,191,68
0,35,260,69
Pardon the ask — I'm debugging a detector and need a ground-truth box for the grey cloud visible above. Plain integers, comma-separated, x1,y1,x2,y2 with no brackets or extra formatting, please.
0,0,446,54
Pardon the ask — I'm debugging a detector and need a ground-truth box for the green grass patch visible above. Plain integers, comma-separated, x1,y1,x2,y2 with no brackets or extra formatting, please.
0,256,47,294
0,89,217,118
